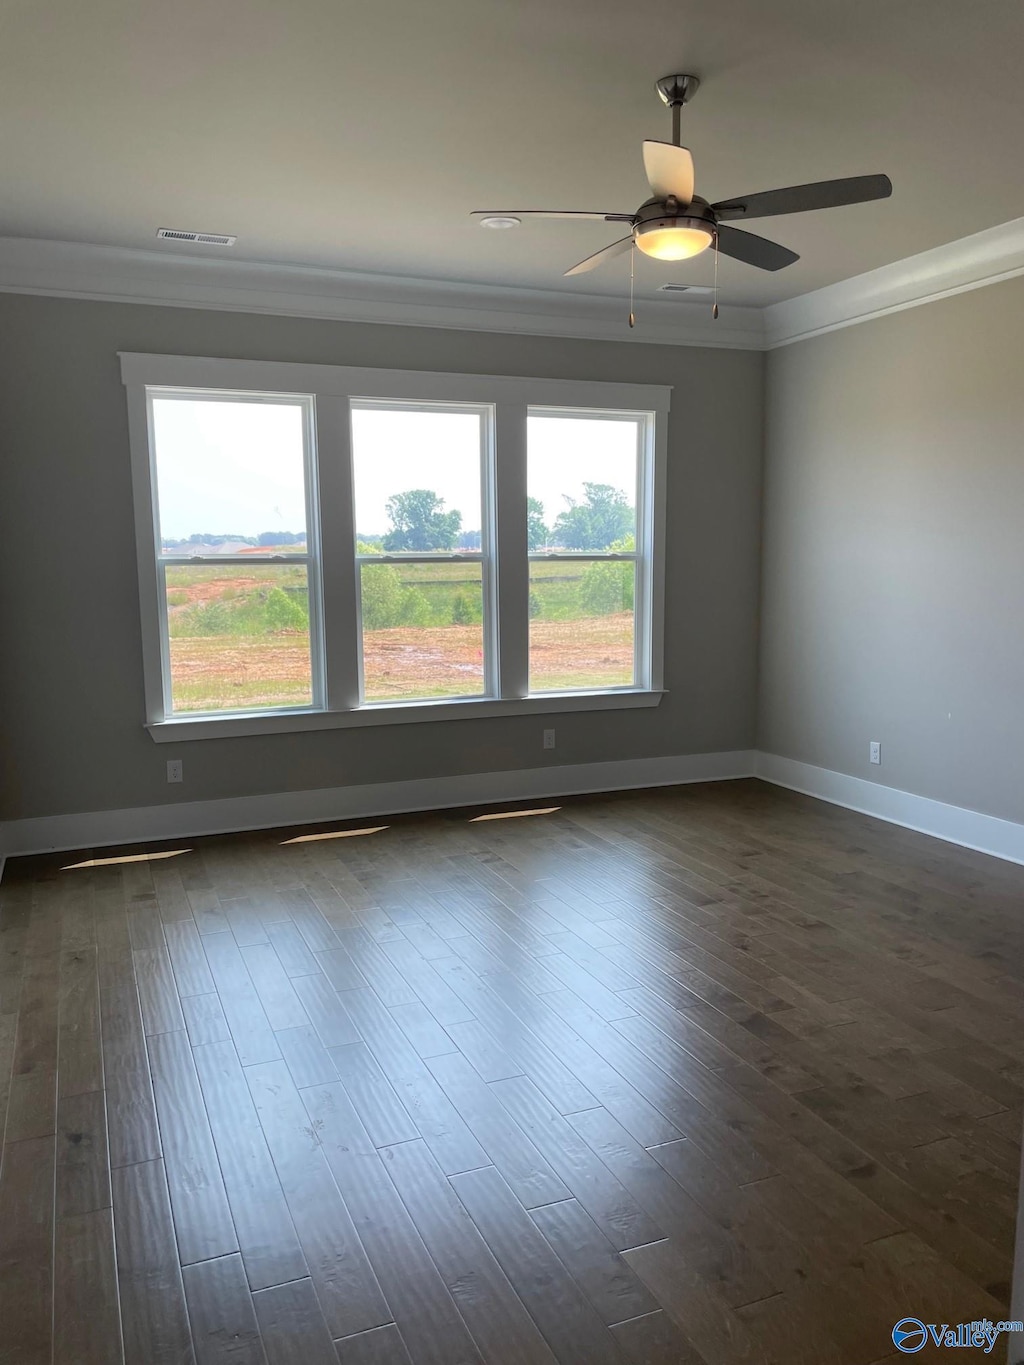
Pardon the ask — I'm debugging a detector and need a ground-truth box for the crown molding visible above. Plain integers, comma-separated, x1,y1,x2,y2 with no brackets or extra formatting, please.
0,235,765,350
4,217,1024,354
764,214,1024,348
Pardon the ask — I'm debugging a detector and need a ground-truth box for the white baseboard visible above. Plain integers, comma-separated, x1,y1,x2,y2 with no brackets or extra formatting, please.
6,748,1024,869
0,750,756,858
756,751,1024,867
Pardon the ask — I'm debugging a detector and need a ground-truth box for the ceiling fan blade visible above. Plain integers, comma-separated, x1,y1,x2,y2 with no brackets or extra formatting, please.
471,210,635,222
715,223,799,271
642,142,695,203
564,236,634,277
712,173,892,222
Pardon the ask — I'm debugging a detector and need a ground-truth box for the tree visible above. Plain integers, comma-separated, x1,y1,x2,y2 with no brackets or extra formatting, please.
527,497,548,551
257,531,305,547
360,563,404,628
382,489,461,552
184,532,256,546
552,483,632,551
579,534,635,615
263,587,307,632
399,588,432,626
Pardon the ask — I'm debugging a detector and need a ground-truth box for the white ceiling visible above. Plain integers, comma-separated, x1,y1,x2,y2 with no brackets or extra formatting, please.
2,0,1023,309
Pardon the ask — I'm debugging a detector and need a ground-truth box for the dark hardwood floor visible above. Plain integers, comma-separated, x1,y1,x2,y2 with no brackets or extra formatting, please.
0,779,1021,1365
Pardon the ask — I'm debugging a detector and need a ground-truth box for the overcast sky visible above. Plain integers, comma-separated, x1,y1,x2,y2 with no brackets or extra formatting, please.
152,397,638,543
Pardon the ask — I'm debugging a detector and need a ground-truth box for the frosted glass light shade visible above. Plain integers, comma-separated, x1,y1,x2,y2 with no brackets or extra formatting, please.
635,222,713,261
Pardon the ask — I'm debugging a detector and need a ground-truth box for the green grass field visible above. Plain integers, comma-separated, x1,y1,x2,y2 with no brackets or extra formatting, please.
164,559,634,712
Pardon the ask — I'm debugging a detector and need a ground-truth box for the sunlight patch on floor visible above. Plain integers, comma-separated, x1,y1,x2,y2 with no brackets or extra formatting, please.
63,848,192,869
470,806,561,822
281,826,389,844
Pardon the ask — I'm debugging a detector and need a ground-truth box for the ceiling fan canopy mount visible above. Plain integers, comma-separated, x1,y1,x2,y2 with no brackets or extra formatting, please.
655,73,701,108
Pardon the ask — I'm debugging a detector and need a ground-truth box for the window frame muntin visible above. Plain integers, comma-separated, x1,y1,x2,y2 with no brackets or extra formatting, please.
121,353,670,739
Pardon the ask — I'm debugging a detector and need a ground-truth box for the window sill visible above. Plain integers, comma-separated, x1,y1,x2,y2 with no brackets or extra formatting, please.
146,689,665,742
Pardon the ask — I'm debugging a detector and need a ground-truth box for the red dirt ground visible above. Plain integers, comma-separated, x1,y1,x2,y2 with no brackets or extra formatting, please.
170,615,634,710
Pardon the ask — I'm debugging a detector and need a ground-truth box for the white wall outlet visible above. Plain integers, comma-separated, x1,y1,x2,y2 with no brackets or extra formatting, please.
166,759,183,784
869,741,881,765
543,728,556,750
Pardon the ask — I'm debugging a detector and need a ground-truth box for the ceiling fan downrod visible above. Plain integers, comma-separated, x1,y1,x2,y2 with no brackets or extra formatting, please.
655,73,700,147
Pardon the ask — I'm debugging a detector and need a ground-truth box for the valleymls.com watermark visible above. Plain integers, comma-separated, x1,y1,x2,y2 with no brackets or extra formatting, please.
892,1317,1024,1354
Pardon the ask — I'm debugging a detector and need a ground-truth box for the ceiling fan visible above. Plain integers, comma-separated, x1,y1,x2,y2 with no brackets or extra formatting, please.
472,74,892,316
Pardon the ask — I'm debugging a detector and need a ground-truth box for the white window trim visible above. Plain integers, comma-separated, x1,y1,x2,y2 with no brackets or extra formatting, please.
121,352,671,741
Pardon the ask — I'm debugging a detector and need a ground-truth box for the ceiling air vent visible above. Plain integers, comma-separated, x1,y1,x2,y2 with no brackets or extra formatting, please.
157,228,237,246
658,283,712,295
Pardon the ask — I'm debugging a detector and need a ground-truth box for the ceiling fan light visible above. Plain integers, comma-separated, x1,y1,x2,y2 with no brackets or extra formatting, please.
479,215,521,229
635,220,713,261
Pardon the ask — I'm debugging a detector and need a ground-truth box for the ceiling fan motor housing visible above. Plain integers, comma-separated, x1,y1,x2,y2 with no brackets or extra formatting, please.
632,195,716,259
634,195,714,226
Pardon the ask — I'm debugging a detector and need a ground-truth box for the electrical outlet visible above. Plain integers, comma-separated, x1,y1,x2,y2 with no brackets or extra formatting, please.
166,759,183,784
543,729,556,751
869,741,881,765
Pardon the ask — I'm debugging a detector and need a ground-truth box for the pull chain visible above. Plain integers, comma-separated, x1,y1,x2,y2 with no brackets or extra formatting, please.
712,231,720,320
628,240,636,329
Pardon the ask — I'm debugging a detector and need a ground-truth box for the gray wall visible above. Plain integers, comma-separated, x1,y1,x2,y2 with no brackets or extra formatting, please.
759,276,1024,825
0,293,764,822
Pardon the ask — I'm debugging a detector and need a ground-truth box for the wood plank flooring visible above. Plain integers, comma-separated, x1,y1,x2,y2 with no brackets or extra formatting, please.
0,779,1021,1364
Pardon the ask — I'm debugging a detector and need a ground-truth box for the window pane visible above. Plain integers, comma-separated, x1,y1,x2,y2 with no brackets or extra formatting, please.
165,564,312,713
361,562,485,702
527,412,638,551
529,560,635,692
351,405,484,554
151,396,308,555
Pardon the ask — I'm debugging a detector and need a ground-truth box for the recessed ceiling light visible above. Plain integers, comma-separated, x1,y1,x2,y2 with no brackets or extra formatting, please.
479,215,521,230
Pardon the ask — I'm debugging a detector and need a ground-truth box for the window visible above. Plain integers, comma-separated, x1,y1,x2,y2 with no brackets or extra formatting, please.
351,402,492,703
527,409,644,693
122,355,669,738
147,391,320,716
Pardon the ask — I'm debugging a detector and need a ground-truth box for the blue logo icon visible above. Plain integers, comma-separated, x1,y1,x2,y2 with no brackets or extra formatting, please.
892,1319,928,1353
